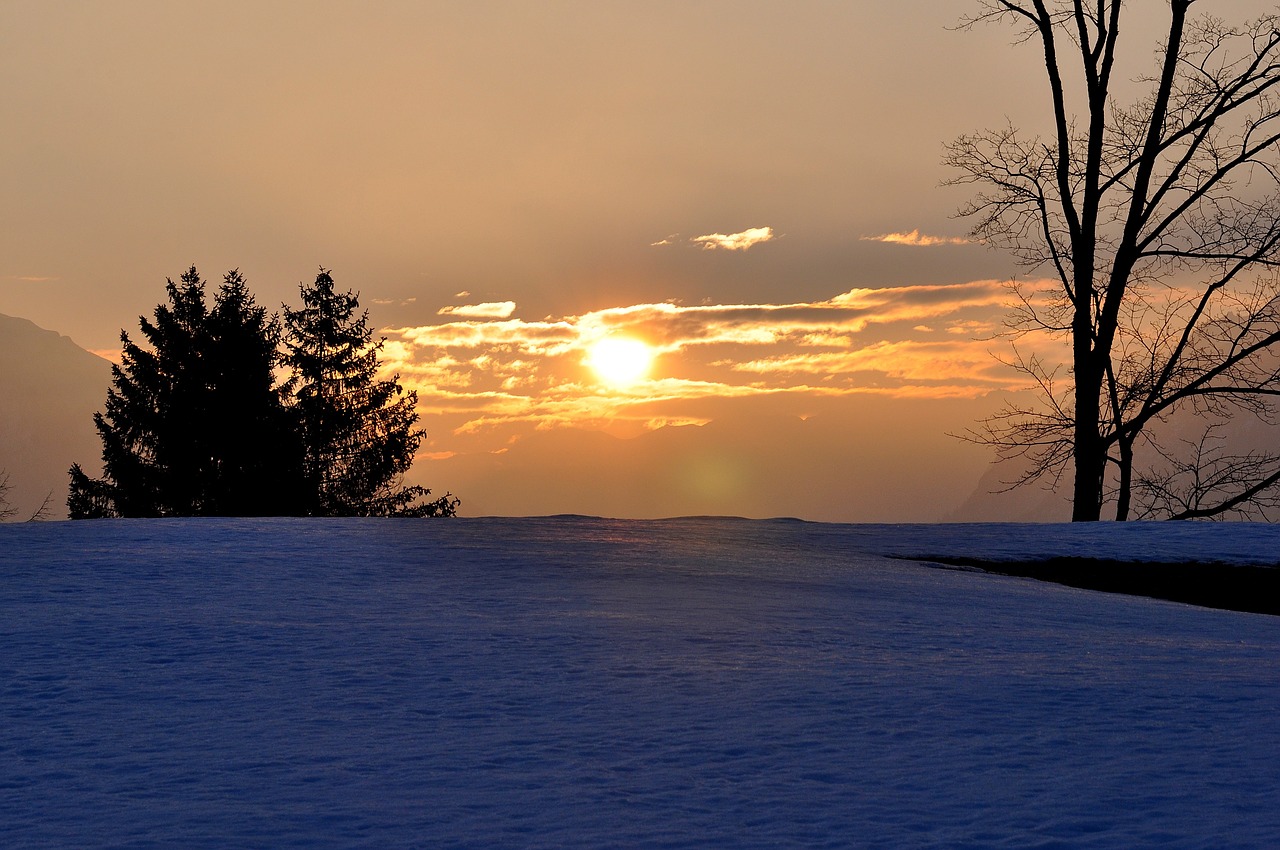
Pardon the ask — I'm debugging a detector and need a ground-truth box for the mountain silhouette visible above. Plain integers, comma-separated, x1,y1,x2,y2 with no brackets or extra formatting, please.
0,313,111,519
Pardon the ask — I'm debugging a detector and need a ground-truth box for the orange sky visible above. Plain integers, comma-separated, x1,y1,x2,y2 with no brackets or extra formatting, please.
3,1,1272,520
387,275,1055,519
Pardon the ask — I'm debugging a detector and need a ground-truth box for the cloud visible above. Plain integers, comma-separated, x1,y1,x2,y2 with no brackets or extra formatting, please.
861,229,970,247
381,279,1049,445
730,339,1012,386
392,281,1018,363
393,282,1015,365
437,301,518,319
691,226,775,251
393,317,576,355
567,281,1011,349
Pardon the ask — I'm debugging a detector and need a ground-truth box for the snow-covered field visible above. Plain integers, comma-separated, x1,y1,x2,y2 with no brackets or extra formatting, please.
3,517,1279,849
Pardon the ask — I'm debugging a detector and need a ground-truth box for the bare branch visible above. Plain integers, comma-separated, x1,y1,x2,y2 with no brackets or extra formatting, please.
0,470,16,521
26,491,54,523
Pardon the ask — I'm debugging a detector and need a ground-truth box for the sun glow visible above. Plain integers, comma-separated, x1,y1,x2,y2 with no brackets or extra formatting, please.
586,337,656,387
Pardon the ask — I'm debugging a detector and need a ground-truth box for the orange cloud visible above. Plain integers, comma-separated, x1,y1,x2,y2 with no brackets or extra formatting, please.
568,280,1010,347
391,318,576,354
438,301,517,319
691,226,775,251
861,229,971,247
731,339,1016,386
381,279,1050,447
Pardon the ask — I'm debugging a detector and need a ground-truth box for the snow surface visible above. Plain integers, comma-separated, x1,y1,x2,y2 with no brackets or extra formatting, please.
2,516,1279,849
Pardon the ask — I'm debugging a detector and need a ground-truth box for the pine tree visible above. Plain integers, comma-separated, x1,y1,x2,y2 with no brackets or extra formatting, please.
69,267,304,517
283,269,457,517
202,269,306,514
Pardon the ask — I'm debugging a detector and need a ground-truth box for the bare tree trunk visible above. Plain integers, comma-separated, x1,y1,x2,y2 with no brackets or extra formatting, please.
1114,435,1133,522
1072,263,1104,521
1071,367,1104,522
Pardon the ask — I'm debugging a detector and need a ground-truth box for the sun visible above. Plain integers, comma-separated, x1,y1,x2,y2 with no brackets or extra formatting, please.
586,337,656,387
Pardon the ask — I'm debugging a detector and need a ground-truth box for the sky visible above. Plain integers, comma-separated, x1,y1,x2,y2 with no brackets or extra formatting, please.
3,1,1272,520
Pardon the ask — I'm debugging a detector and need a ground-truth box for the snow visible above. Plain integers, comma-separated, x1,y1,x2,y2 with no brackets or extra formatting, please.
2,516,1278,849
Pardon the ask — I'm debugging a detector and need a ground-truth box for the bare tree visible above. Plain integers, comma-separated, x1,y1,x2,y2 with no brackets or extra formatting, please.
25,490,55,522
948,0,1280,520
0,470,15,521
1,473,61,522
1132,420,1280,519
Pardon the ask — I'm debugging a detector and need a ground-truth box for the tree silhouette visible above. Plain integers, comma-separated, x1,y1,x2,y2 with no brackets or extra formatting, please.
949,2,1280,520
70,266,457,519
0,472,54,522
67,464,115,519
0,470,15,521
283,269,457,517
69,268,304,517
204,271,307,514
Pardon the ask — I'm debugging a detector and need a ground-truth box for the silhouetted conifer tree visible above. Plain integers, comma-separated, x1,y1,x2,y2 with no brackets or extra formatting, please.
205,271,307,513
68,267,304,517
283,269,457,516
67,464,115,519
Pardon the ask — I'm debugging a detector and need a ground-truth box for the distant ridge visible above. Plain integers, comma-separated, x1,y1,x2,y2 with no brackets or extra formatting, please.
944,456,1073,523
0,313,111,519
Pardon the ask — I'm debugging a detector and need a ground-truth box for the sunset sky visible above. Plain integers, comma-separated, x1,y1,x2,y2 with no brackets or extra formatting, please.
4,1,1271,520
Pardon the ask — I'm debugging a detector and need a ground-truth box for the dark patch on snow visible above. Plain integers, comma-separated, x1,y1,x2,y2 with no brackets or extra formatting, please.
905,555,1280,616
